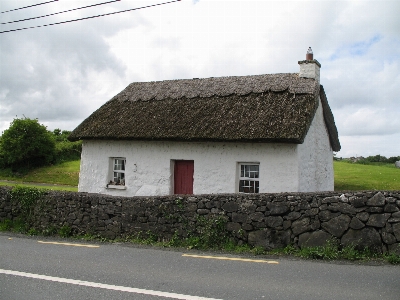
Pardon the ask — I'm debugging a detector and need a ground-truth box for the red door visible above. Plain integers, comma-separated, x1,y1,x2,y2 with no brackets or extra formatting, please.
174,160,194,194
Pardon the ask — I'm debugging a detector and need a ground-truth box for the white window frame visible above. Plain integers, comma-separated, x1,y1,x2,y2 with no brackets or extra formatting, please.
107,157,126,189
238,163,260,193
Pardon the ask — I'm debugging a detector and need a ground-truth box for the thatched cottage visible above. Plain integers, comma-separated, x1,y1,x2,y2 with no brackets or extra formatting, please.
69,50,340,196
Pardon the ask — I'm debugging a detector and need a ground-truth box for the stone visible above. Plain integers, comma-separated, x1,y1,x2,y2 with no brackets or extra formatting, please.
256,206,267,212
355,212,369,222
336,203,357,215
366,213,391,227
385,223,393,233
226,222,241,232
366,207,383,213
249,212,264,222
350,197,367,208
242,223,253,231
393,223,400,241
285,211,301,221
304,208,319,216
392,212,400,218
247,229,291,250
186,203,198,212
319,210,339,222
298,201,311,210
388,218,400,223
240,202,257,213
298,230,333,248
321,214,351,237
382,232,397,245
341,227,382,253
388,243,400,255
292,217,311,236
322,196,340,204
222,202,239,212
102,230,116,240
384,204,399,213
252,221,266,228
386,197,397,204
367,192,386,206
395,161,400,168
311,220,321,230
283,220,291,230
232,212,248,223
319,204,328,211
267,203,289,215
196,209,209,215
265,216,283,228
349,217,365,230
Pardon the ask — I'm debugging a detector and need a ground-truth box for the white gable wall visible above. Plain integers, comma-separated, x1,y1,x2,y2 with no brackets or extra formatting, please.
78,140,300,197
297,97,334,192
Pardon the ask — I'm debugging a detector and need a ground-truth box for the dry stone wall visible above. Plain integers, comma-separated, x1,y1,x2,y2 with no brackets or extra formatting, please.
1,186,400,254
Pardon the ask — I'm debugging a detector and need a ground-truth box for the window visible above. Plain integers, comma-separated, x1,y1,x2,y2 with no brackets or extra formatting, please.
238,163,259,193
109,158,126,186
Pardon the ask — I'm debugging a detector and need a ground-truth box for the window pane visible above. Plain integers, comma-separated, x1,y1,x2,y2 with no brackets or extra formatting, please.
113,172,125,182
241,164,259,178
239,180,259,193
114,159,126,171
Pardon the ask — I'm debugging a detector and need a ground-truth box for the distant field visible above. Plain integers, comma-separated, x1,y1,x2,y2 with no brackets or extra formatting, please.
334,160,400,191
0,160,399,191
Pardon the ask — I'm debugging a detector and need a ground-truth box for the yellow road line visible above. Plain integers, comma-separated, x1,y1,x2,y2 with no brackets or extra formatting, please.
38,241,99,248
182,254,279,264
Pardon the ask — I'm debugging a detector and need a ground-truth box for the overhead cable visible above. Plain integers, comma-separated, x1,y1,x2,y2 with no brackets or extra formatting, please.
0,0,181,34
1,0,59,14
1,0,121,24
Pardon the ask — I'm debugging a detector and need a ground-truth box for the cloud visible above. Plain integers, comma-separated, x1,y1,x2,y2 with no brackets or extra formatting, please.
0,0,399,158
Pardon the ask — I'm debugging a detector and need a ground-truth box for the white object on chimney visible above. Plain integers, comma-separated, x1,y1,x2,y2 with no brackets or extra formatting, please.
299,47,321,82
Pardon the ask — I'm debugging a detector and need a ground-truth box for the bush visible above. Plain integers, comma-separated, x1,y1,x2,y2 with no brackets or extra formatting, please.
0,118,56,171
54,141,82,163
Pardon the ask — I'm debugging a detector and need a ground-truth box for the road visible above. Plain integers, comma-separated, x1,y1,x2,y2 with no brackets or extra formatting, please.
0,234,399,300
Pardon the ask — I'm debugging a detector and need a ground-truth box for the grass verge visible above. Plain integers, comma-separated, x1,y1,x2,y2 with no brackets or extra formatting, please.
1,218,399,265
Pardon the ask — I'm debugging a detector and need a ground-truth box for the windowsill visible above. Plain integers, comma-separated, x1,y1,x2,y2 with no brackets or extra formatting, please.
106,185,127,190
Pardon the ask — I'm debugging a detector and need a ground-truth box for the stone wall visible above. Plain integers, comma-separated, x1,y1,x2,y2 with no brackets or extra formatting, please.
1,186,400,254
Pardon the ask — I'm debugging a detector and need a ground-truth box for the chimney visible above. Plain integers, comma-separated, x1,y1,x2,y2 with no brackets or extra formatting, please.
298,47,321,82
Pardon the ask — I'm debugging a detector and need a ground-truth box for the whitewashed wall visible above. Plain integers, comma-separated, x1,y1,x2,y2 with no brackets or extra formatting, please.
297,97,334,192
78,140,300,196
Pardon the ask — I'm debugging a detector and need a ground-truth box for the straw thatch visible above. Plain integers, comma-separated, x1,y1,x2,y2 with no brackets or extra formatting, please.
68,73,340,151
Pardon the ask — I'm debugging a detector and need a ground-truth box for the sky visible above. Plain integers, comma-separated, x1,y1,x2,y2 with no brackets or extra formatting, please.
0,0,399,158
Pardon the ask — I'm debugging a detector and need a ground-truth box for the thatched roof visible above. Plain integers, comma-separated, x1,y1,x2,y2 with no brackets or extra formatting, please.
68,73,340,151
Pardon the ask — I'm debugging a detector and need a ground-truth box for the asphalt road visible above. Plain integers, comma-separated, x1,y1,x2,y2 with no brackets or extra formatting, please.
0,233,399,300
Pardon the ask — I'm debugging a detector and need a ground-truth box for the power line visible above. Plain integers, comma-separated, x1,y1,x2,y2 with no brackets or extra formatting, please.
1,0,59,14
0,0,181,34
1,0,121,25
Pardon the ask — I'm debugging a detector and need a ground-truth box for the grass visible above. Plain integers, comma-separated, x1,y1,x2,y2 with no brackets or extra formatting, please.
0,160,79,191
334,160,400,191
0,181,78,192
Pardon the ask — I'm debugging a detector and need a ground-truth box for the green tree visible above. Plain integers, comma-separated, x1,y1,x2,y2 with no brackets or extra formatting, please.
0,117,56,171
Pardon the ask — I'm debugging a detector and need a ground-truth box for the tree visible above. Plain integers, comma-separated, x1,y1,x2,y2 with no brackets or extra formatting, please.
0,117,56,170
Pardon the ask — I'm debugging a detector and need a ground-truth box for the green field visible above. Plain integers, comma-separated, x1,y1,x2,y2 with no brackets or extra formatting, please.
334,160,400,191
0,160,399,191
